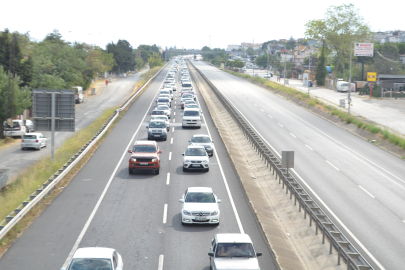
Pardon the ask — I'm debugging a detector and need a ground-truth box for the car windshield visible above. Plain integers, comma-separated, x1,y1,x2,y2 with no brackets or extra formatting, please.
185,101,195,104
215,243,255,258
187,105,198,108
185,192,215,203
183,83,192,87
67,258,113,270
154,116,167,120
183,94,193,98
184,111,199,117
156,106,169,110
23,135,37,139
133,145,157,153
160,91,170,95
185,148,206,156
158,98,169,102
149,121,165,128
151,111,165,115
191,136,210,143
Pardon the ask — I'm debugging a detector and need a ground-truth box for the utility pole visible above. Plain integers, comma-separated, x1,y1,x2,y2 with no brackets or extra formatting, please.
283,47,287,85
348,41,353,114
6,34,17,125
308,49,311,95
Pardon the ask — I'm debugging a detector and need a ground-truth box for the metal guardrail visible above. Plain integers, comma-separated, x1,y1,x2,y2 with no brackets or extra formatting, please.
189,61,374,270
0,63,168,239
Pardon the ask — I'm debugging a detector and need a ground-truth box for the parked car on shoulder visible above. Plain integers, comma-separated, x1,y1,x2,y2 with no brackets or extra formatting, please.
3,119,31,137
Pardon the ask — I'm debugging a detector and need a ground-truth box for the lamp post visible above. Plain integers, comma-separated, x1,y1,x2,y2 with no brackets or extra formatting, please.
308,50,311,95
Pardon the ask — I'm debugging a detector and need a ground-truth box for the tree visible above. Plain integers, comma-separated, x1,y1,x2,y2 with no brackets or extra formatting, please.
234,60,245,68
0,29,11,68
315,42,328,85
287,36,296,50
107,40,135,73
375,43,401,75
255,55,268,67
246,47,255,56
148,52,162,68
201,46,211,52
305,4,372,81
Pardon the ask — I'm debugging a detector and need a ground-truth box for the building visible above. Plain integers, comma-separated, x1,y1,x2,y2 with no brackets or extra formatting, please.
373,30,405,44
227,45,242,52
241,42,263,50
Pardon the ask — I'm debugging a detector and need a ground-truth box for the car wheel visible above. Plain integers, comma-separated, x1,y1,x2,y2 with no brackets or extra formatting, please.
155,167,160,175
37,146,41,151
128,168,133,174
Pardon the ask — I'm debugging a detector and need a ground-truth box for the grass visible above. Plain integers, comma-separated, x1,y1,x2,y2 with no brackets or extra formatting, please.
0,137,18,151
224,69,405,151
0,108,116,224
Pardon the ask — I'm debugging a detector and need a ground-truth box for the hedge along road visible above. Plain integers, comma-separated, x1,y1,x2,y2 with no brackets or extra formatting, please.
0,60,278,270
0,69,149,185
192,61,405,270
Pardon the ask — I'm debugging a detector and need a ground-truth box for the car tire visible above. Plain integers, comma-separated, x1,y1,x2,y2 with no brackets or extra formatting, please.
128,168,133,175
155,167,160,175
37,147,41,151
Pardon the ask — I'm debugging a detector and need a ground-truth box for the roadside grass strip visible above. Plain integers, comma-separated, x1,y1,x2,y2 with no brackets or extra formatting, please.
225,70,405,150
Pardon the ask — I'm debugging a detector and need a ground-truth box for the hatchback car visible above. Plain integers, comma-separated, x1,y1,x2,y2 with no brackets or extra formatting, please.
182,145,209,171
62,247,123,270
147,120,167,141
128,140,162,174
150,115,170,131
21,133,47,150
154,105,171,119
189,134,214,156
179,187,221,225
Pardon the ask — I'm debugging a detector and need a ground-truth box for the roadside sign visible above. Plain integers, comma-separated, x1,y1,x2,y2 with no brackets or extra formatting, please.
354,43,374,57
367,72,377,82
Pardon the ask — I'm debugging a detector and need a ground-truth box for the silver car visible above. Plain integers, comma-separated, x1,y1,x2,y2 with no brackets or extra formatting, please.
151,115,170,131
189,134,214,156
21,133,47,150
154,105,171,119
62,247,123,270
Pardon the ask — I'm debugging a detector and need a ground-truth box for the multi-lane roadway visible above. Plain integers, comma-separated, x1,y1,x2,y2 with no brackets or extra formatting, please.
0,61,277,270
193,60,405,270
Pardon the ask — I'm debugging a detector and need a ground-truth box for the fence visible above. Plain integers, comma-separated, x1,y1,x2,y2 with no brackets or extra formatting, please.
189,60,374,270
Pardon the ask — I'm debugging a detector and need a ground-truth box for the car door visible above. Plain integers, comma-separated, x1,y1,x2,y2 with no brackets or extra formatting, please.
210,238,217,269
40,134,47,147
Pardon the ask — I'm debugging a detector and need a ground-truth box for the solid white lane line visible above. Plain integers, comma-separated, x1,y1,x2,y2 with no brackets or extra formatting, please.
254,104,258,106
173,118,175,123
260,109,264,112
163,204,168,224
171,138,173,144
172,127,174,132
62,66,169,269
169,152,172,160
326,160,340,171
359,185,375,198
208,84,386,270
290,133,296,138
174,112,176,115
278,123,283,127
268,115,273,118
249,99,252,102
174,106,176,109
158,255,164,270
166,173,170,185
305,144,313,150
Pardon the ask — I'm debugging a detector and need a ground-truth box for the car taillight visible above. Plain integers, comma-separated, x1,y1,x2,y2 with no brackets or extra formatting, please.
22,139,24,142
19,125,21,130
35,140,39,142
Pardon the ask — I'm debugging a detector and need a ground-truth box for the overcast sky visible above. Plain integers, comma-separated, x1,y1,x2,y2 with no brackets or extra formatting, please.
1,0,403,50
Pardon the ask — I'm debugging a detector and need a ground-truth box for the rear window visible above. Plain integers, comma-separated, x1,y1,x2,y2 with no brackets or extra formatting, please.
158,98,170,103
23,134,37,139
183,83,192,87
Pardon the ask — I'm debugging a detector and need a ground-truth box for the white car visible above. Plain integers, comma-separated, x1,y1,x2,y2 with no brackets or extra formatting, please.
208,234,262,270
189,134,214,156
61,247,123,270
159,90,172,99
21,133,47,150
182,145,208,171
168,82,177,91
179,187,221,224
154,105,171,119
150,115,170,131
156,97,171,107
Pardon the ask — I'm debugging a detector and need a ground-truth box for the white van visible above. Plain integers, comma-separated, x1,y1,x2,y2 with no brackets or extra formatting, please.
182,108,202,128
337,81,349,92
3,119,30,137
72,86,84,103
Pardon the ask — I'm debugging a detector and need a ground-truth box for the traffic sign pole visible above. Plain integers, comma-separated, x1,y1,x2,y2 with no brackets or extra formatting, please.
370,82,373,98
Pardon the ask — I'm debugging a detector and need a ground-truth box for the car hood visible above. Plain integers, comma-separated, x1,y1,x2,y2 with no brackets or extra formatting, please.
131,153,157,158
183,156,208,162
214,258,260,270
183,116,200,120
191,143,212,148
183,203,218,212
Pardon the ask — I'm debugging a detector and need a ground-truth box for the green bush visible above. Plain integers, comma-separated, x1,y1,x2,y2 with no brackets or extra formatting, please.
382,130,390,139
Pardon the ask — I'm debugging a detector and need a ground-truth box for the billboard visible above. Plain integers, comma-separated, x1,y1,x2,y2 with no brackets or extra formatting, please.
354,43,374,57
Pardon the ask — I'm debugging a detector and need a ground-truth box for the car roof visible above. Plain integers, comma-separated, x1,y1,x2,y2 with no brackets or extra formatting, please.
73,247,114,259
24,133,42,135
215,234,253,244
187,187,213,193
192,134,210,138
184,108,199,112
187,145,205,149
134,140,157,145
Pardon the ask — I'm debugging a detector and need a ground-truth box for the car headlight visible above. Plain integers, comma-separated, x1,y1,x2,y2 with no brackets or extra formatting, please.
151,158,157,162
202,160,208,163
185,160,191,163
211,210,218,216
131,158,136,161
183,209,191,216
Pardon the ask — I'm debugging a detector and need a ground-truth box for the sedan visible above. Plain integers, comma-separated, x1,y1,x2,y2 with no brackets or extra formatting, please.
179,187,221,225
21,133,47,150
182,145,209,172
62,247,123,270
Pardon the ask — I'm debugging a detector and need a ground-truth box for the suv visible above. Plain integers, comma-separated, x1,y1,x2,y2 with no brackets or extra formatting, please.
3,119,33,137
147,120,168,140
208,234,262,270
182,145,209,172
128,141,162,174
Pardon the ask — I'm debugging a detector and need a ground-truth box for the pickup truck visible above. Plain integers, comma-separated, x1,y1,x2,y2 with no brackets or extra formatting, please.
208,233,262,270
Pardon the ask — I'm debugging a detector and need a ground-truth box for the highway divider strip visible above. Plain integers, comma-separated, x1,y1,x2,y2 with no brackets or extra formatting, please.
189,61,374,270
0,63,168,240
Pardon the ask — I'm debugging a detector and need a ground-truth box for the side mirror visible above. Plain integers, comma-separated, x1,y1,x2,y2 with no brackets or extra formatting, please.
256,252,262,257
159,150,162,153
179,199,185,203
212,140,215,143
182,153,185,156
208,252,214,257
181,114,183,116
146,126,149,129
188,140,191,143
128,150,132,153
217,199,222,203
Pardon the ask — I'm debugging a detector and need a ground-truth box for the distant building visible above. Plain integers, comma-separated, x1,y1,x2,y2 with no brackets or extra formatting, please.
227,45,242,51
241,42,263,50
373,30,405,44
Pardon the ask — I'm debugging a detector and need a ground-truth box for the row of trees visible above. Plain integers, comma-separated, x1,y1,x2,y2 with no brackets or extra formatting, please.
0,29,164,132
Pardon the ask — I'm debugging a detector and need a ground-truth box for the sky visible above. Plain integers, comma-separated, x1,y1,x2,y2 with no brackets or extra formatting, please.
1,0,404,50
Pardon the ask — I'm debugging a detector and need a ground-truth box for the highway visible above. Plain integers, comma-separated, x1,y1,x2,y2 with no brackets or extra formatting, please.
0,62,277,270
193,60,405,270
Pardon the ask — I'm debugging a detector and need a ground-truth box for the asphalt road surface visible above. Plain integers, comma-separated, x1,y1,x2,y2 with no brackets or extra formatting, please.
192,60,405,270
0,61,277,270
0,71,147,183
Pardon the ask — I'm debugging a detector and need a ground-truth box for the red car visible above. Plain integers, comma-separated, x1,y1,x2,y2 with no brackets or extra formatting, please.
128,140,162,174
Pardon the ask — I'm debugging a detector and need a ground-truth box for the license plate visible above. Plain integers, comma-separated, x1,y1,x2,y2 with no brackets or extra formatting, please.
154,135,160,137
195,217,207,221
191,164,200,167
140,163,148,165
